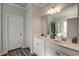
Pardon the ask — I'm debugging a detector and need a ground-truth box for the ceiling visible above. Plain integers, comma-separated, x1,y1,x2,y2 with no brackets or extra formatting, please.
34,3,48,7
14,3,50,8
14,3,73,9
14,3,28,7
42,3,73,10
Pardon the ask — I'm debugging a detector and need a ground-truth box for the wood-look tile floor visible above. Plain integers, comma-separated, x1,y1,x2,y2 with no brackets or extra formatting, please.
2,48,26,56
2,48,37,56
23,48,37,56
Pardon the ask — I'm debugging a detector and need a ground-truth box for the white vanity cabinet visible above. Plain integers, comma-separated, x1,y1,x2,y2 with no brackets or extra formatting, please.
55,45,79,56
46,41,69,56
46,46,57,56
46,40,79,56
33,37,45,56
45,40,56,56
33,37,79,56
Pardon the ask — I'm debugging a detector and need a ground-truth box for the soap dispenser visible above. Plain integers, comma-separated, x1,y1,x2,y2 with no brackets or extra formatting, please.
72,37,77,44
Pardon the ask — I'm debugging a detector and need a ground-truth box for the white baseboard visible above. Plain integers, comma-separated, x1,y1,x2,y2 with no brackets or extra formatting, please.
0,51,8,56
30,49,33,54
22,46,27,48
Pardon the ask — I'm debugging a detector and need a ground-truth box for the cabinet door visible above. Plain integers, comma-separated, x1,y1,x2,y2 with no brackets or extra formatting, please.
46,46,56,56
33,38,39,55
33,37,45,56
38,41,44,56
46,40,58,56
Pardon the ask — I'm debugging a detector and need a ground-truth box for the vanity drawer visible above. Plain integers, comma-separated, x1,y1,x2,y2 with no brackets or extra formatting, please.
46,42,69,56
46,41,79,56
57,46,79,56
46,46,57,56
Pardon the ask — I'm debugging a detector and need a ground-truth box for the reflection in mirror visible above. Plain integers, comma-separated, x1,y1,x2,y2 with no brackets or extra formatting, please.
52,17,67,37
67,17,78,38
41,16,78,40
41,4,78,40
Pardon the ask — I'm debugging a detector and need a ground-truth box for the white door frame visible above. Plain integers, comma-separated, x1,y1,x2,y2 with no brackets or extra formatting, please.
6,13,24,51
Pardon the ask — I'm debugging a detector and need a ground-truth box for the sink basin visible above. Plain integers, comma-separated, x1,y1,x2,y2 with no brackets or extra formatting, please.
54,40,68,46
54,39,66,44
40,36,47,39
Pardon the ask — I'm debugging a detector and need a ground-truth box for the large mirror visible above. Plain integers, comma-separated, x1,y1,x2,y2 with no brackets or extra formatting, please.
41,4,78,39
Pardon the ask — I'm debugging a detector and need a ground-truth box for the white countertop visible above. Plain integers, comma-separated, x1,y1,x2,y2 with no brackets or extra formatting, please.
35,36,79,52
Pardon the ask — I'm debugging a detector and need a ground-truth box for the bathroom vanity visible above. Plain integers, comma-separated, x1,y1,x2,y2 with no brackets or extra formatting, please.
33,4,79,56
33,36,79,56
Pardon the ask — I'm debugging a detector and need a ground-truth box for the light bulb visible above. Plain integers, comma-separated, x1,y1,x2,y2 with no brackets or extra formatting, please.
47,10,51,14
55,7,61,12
56,9,61,12
50,8,56,14
47,7,61,15
51,8,54,11
53,10,56,13
54,7,58,10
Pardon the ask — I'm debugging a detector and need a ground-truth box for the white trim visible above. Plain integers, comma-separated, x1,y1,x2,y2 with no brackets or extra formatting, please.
7,3,26,10
22,46,27,48
25,16,28,48
0,51,8,56
5,13,8,52
25,4,32,10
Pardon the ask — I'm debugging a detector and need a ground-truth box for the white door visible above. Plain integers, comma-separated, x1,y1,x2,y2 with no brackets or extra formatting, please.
7,15,23,50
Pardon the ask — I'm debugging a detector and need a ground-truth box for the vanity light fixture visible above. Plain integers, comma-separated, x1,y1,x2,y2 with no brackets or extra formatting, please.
47,5,61,15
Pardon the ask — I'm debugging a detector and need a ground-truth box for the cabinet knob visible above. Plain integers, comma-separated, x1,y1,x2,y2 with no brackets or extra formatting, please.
20,33,23,36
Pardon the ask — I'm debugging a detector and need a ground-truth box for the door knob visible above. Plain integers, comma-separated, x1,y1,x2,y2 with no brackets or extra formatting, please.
20,33,22,36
